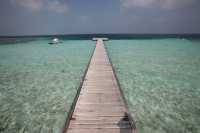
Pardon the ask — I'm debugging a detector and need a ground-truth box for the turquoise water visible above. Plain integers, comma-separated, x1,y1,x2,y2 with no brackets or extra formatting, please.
106,39,200,133
0,39,94,133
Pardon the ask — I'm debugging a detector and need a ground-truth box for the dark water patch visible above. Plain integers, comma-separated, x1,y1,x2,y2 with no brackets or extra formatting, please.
0,37,51,45
0,38,35,45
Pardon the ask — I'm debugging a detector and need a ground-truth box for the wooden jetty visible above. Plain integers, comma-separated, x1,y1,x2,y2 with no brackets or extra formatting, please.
64,38,137,133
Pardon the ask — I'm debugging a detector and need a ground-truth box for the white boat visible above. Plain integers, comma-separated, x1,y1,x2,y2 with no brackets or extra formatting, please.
49,38,61,44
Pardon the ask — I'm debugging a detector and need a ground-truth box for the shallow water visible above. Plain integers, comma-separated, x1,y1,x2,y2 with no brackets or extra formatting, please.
0,39,94,133
106,39,200,133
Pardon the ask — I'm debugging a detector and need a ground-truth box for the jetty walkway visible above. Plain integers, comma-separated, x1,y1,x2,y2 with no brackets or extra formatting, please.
65,38,136,133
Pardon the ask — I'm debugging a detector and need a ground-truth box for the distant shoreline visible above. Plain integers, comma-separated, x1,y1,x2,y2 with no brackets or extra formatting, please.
0,33,200,39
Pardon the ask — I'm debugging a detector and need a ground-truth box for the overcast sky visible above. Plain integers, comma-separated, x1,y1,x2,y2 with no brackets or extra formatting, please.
0,0,200,35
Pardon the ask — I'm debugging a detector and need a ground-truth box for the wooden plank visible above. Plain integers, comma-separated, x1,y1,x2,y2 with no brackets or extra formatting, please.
65,38,136,133
67,128,132,133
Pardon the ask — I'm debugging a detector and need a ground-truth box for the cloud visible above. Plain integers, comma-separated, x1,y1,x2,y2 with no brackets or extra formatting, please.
160,0,196,9
10,0,43,11
121,0,197,10
10,0,68,13
122,0,156,8
47,1,68,13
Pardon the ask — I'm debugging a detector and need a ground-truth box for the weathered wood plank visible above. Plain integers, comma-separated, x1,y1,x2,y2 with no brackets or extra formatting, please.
67,128,132,133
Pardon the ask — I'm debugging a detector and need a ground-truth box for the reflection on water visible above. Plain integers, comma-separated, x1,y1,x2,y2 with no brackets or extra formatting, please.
106,39,200,133
0,39,94,133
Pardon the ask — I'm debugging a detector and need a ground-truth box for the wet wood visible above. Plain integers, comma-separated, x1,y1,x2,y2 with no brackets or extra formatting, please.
65,39,136,133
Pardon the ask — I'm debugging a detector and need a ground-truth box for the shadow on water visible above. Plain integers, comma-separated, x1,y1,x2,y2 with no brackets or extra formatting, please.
117,112,137,133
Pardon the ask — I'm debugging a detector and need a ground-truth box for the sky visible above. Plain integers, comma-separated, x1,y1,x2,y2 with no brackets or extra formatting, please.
0,0,200,35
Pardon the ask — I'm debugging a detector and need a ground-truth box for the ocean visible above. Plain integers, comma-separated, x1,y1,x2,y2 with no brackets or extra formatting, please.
0,36,200,133
0,38,95,133
106,38,200,133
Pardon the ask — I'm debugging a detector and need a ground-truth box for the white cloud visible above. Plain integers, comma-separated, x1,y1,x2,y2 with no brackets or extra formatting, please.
10,0,43,11
10,0,68,13
161,0,195,9
47,1,68,13
121,0,197,10
122,0,156,8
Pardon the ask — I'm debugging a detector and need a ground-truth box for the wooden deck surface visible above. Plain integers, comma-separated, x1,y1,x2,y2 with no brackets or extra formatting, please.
65,39,136,133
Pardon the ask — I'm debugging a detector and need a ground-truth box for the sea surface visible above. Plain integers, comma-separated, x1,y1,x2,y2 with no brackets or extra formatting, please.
106,38,200,133
1,36,200,133
0,38,95,133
